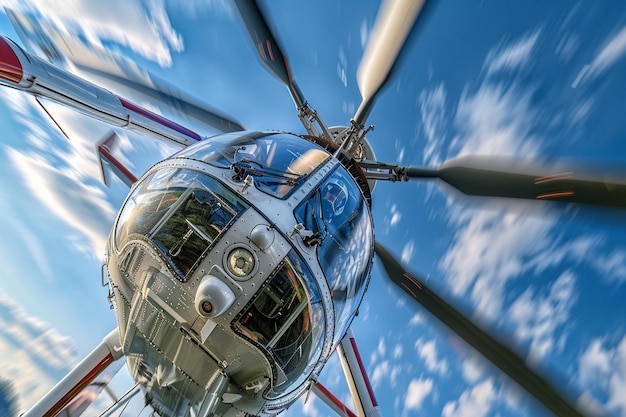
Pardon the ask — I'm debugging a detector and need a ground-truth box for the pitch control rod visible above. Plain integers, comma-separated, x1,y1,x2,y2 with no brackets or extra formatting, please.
360,157,626,209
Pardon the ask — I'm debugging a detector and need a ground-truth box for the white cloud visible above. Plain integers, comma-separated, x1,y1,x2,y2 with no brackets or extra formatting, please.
408,311,425,326
442,379,496,417
426,60,604,338
576,391,607,417
166,0,235,19
0,291,77,411
606,338,626,414
368,339,403,389
591,249,626,284
452,82,540,159
401,240,415,264
577,335,626,416
395,137,406,165
419,83,447,166
360,18,369,49
0,340,60,413
0,87,118,257
392,344,403,359
460,355,486,384
578,339,612,387
403,377,433,412
508,271,577,364
556,32,580,62
370,360,389,389
588,26,626,77
484,31,541,74
415,338,448,375
440,206,554,320
8,148,115,256
389,204,402,227
299,394,322,417
0,291,77,370
377,337,386,357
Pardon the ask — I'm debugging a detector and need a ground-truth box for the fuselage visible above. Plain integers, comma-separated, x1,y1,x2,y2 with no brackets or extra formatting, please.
105,131,374,416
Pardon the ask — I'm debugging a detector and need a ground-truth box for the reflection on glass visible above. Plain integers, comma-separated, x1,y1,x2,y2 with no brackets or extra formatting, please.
233,254,325,397
115,168,248,280
295,166,374,346
176,132,329,198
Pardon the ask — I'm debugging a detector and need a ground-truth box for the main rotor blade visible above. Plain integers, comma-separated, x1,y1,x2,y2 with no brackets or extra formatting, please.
354,0,429,126
404,156,626,208
5,8,244,134
374,243,587,417
234,0,306,109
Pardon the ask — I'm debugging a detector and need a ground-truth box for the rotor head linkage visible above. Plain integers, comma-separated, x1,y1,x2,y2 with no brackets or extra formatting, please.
359,160,437,182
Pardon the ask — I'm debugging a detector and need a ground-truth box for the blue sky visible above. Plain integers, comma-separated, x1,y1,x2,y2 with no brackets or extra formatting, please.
0,1,626,416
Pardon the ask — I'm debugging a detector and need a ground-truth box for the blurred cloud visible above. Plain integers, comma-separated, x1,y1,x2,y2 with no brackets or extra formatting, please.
0,291,77,411
588,26,626,77
299,394,323,417
577,335,626,416
360,18,369,49
578,339,612,387
507,271,577,364
573,25,626,87
415,338,448,375
389,204,402,227
8,147,114,255
460,354,486,384
442,379,496,417
166,0,235,19
419,82,447,167
591,249,626,284
452,81,540,159
371,360,390,389
403,377,433,413
401,240,415,264
1,0,184,67
440,205,554,320
484,30,541,75
0,83,123,257
0,291,77,370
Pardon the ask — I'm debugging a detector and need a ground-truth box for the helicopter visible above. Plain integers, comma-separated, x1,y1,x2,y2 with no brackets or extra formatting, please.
1,0,621,415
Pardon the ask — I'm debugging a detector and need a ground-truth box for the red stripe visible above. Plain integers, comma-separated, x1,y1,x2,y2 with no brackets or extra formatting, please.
98,143,138,185
119,97,201,141
266,40,275,61
43,353,114,417
349,337,378,407
0,37,23,83
315,382,357,417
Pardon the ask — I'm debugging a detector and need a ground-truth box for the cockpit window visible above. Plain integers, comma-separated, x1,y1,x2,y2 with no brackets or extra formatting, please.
233,253,325,397
115,168,248,280
294,166,373,346
175,132,329,198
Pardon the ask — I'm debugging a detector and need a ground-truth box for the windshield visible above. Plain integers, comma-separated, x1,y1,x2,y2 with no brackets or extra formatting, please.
295,166,374,346
233,252,325,398
115,168,248,280
175,132,329,198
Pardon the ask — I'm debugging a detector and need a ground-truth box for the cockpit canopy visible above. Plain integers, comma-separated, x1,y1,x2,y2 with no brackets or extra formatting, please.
176,131,329,198
114,167,248,280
